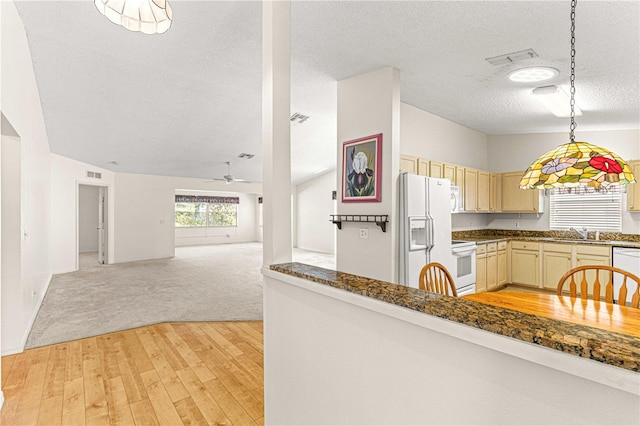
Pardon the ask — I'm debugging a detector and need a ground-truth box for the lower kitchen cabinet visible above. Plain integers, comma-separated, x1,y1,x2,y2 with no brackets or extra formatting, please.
510,241,540,287
497,242,507,286
476,242,506,292
542,243,573,291
486,243,498,291
575,245,612,299
476,244,487,292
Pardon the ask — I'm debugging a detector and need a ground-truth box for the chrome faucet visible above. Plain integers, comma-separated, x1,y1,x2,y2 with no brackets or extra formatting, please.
570,226,588,240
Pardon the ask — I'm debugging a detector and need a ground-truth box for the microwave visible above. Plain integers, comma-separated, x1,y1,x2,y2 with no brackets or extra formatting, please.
451,186,464,213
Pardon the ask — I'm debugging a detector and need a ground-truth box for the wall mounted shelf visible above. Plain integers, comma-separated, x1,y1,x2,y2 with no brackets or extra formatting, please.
330,215,389,232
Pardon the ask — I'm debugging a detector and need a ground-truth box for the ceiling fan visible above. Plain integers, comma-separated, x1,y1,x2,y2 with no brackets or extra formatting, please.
208,161,251,184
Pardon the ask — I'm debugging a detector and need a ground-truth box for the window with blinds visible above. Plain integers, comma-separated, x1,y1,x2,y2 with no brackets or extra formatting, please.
549,191,622,232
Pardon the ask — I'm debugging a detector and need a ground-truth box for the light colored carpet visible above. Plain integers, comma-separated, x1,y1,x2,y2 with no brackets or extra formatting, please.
26,243,335,349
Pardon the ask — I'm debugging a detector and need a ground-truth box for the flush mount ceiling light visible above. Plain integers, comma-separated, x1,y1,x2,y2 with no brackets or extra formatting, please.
532,85,582,118
94,0,173,35
520,0,635,193
508,66,559,83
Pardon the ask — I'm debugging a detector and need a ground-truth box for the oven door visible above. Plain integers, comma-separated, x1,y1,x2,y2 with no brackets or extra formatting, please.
452,245,476,294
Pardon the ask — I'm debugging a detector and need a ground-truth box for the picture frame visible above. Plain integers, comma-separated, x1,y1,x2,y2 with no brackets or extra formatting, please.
342,133,382,203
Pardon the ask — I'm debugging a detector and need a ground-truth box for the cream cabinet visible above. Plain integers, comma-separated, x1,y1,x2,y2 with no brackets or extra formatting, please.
429,160,444,178
628,160,640,212
464,168,478,212
477,171,490,212
542,243,573,291
443,163,456,183
456,167,465,202
463,168,490,212
417,158,430,176
497,241,507,286
476,244,487,293
477,241,505,292
575,245,612,299
486,243,498,291
501,172,544,213
510,241,540,287
400,155,418,174
490,173,501,213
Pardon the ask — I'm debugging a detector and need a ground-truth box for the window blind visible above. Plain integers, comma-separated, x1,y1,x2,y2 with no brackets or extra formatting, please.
175,195,239,204
549,191,622,232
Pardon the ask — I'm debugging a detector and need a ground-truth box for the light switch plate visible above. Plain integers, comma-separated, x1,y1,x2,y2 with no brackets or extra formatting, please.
359,228,369,239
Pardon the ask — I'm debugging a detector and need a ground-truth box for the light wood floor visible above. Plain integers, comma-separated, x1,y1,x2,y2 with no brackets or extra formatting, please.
1,322,264,425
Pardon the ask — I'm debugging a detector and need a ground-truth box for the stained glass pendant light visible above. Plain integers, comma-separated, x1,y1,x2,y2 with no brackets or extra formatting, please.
95,0,173,35
520,0,635,192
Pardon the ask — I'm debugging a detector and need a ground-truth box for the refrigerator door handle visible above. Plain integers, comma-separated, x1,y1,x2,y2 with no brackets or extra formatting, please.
426,216,435,251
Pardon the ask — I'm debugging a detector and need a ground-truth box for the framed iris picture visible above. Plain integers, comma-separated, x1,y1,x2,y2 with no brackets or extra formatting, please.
342,133,382,203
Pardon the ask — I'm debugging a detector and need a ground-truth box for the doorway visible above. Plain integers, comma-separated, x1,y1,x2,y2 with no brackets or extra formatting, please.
78,184,108,269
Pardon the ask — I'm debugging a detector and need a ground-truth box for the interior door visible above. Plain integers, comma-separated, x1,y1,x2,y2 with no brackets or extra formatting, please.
98,186,107,264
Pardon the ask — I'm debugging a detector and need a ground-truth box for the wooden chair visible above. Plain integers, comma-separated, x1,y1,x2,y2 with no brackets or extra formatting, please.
556,265,640,308
419,262,457,297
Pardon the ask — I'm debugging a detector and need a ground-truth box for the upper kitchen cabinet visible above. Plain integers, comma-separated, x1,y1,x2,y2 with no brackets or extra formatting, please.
463,168,490,212
501,172,544,213
443,163,456,183
428,160,444,178
628,160,640,211
400,155,418,174
417,158,430,176
489,173,501,212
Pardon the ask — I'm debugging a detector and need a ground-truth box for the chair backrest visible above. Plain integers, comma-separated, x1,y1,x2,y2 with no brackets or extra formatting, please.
419,262,457,297
556,265,640,308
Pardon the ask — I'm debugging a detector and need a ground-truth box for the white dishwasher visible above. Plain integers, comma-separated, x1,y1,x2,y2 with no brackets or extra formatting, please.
612,247,640,304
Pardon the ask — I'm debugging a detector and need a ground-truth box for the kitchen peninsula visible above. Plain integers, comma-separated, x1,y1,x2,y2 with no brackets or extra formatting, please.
262,263,640,425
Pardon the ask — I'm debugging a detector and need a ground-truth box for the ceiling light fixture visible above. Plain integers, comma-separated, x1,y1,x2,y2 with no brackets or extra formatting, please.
508,66,559,83
94,0,173,35
520,0,635,193
532,85,582,118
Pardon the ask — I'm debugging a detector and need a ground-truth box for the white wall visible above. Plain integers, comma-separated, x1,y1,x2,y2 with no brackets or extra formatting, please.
114,173,175,263
175,190,259,247
401,102,489,170
337,68,400,282
487,130,640,234
295,170,336,254
264,271,640,425
400,102,491,231
78,185,99,252
50,154,115,273
1,1,52,354
1,135,22,355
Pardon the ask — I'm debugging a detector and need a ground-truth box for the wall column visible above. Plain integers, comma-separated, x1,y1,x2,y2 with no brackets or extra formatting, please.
262,0,292,266
336,68,401,282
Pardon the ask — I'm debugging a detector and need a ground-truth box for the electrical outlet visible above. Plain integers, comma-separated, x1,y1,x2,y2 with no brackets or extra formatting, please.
515,222,520,229
359,228,369,239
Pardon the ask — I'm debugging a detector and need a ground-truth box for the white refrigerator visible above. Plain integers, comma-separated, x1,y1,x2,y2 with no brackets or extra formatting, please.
398,172,453,288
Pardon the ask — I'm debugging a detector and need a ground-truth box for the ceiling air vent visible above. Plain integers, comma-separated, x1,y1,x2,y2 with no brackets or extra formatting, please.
87,171,102,179
485,48,538,66
238,153,255,159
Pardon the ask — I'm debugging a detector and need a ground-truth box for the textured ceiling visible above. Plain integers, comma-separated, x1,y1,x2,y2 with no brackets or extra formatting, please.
14,1,640,184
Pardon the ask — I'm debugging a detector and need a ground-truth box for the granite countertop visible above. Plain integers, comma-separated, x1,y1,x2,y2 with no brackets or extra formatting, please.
270,262,640,373
452,229,640,248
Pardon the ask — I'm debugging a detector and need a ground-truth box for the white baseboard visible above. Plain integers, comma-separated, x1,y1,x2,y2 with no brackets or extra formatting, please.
1,274,52,356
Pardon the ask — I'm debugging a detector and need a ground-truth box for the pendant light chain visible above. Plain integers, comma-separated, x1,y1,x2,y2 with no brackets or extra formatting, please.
569,0,577,142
